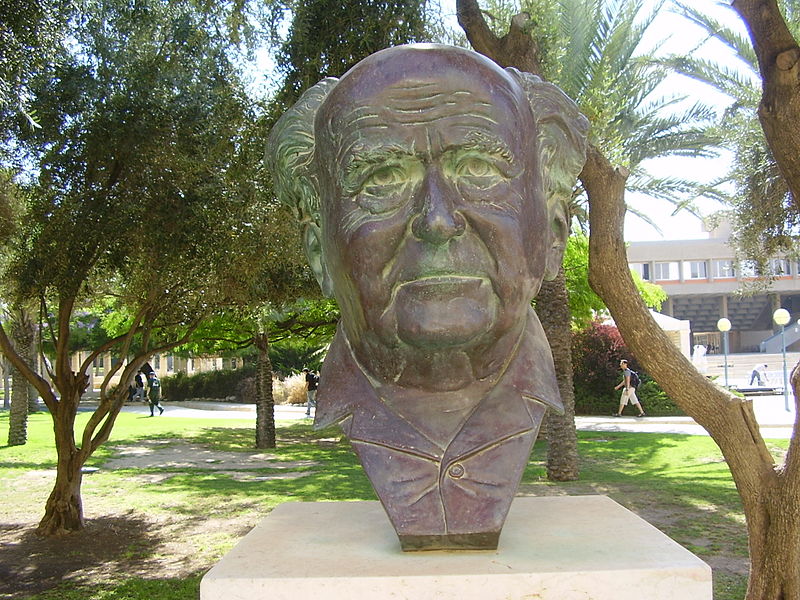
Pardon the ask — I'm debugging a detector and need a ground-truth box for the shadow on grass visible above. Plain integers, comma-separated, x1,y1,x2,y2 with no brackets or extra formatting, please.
0,513,170,599
96,422,378,511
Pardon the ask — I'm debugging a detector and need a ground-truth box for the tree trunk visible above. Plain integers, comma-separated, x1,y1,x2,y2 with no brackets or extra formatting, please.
8,367,28,446
7,307,35,446
2,358,10,410
733,0,800,214
582,143,800,599
254,332,276,449
36,386,85,536
538,269,579,481
728,3,800,596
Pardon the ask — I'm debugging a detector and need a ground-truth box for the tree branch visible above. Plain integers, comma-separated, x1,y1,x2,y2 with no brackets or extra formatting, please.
86,319,205,453
732,0,800,213
0,321,56,408
456,0,541,74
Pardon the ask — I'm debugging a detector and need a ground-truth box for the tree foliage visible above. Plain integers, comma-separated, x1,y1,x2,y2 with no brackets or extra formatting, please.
0,0,290,536
0,0,74,132
563,231,666,326
271,0,432,110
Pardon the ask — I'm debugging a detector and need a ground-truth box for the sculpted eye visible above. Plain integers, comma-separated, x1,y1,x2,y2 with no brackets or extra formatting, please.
354,159,422,215
363,165,406,191
456,157,500,178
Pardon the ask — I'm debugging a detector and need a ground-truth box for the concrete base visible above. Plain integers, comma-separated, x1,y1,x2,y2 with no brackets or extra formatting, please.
201,495,711,600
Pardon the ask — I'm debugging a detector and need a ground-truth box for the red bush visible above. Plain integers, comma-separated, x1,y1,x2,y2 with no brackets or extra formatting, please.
572,320,641,395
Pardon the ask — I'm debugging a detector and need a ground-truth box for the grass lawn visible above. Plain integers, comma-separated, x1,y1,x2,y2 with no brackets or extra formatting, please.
0,410,786,600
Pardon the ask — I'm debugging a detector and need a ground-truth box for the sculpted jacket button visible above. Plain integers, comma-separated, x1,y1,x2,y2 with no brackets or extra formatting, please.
448,463,465,479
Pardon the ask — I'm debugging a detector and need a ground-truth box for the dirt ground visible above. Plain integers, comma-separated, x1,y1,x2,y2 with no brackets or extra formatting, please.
0,440,749,599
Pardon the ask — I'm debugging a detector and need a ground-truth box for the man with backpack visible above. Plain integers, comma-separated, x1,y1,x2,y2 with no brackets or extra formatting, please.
613,359,645,417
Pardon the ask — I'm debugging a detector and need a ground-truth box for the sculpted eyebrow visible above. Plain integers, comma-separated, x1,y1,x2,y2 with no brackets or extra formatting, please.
456,135,515,164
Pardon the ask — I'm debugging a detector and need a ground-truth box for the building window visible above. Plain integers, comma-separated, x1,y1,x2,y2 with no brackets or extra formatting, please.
654,261,679,281
713,260,736,278
683,260,707,280
629,263,651,280
628,263,650,281
769,259,791,276
167,355,174,372
154,354,161,369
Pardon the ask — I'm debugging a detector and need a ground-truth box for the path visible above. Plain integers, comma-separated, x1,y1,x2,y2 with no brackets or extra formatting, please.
117,393,796,439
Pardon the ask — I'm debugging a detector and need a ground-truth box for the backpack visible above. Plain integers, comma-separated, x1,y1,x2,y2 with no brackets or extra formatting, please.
629,370,641,388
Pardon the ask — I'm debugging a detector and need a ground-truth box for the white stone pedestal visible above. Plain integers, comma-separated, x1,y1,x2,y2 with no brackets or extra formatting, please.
201,495,711,600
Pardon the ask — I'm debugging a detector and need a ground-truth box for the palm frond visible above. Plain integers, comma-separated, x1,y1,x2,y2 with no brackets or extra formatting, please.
672,2,758,68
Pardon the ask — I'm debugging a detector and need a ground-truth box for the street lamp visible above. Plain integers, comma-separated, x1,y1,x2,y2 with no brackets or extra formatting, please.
773,308,791,411
717,318,732,388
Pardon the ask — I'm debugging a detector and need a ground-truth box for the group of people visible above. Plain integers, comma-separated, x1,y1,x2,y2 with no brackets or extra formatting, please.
129,370,163,416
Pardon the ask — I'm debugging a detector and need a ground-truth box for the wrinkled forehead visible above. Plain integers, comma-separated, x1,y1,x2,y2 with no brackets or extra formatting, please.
316,46,532,155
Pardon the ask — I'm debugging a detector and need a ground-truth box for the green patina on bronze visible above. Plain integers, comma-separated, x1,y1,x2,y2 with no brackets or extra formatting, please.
268,44,588,551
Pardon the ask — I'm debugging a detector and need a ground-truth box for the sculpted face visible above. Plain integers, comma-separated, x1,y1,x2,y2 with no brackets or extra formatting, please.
314,48,550,387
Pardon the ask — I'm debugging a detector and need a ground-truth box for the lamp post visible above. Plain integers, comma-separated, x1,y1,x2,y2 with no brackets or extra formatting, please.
717,318,731,389
773,308,791,411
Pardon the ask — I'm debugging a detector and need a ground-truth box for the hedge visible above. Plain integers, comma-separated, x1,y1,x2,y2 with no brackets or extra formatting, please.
161,365,256,402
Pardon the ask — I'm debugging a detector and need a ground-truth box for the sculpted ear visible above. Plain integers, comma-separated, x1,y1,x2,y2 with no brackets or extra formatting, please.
303,223,333,297
266,77,339,294
544,199,570,280
507,68,589,280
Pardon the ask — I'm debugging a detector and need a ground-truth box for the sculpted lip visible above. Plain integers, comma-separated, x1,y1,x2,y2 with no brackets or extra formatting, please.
398,276,486,297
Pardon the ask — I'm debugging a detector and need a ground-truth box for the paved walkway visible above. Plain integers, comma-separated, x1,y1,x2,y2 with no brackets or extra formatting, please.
117,393,797,439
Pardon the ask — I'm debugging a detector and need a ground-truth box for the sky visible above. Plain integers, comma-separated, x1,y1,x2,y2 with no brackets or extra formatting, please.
621,2,752,242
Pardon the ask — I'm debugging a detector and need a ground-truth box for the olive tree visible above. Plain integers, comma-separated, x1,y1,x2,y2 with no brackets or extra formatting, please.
0,0,269,537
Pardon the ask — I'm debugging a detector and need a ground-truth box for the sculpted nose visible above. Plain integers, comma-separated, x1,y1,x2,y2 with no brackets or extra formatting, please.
411,168,466,244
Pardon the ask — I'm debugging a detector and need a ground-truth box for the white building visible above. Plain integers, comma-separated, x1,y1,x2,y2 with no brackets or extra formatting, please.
626,221,800,353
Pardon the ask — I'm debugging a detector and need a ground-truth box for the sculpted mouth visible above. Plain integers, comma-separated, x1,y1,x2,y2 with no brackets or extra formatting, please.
393,275,497,348
398,275,486,296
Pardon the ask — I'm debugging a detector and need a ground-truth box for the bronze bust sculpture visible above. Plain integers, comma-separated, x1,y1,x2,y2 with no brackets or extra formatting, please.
268,44,588,551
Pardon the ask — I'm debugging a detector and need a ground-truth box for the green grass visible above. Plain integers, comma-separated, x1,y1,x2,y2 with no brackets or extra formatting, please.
2,411,784,600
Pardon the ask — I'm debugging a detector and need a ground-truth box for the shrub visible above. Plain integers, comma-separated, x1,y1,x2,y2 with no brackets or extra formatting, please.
283,373,308,405
235,376,292,404
161,365,255,402
571,320,682,416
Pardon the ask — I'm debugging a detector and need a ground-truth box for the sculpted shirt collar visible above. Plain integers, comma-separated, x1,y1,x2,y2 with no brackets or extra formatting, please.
314,308,563,453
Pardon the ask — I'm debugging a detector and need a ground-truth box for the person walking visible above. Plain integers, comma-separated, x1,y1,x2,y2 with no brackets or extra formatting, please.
146,371,164,416
132,370,145,402
303,368,319,417
613,359,645,417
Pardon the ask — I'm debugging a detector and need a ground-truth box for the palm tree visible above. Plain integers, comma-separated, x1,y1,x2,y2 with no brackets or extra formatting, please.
458,0,718,480
664,2,799,274
7,305,35,446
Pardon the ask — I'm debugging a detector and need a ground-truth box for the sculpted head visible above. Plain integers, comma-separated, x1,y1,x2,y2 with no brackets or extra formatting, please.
268,45,587,390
